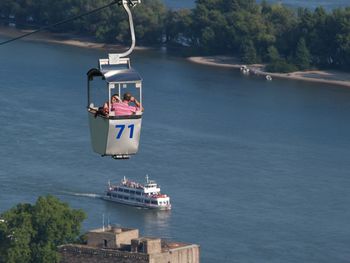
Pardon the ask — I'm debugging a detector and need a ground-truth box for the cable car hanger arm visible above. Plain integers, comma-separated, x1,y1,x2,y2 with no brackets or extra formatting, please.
110,0,141,61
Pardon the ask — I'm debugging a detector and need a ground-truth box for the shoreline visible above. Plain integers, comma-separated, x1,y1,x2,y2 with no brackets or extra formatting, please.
188,56,350,88
1,27,350,88
0,26,150,51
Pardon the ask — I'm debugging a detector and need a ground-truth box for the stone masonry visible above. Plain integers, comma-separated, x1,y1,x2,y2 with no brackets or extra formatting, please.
58,226,200,263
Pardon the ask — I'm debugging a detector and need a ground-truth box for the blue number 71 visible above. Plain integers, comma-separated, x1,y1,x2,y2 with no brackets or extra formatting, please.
115,124,135,139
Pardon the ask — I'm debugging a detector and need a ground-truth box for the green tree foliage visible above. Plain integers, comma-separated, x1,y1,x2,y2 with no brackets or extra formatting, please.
191,0,268,55
0,195,86,263
265,59,298,73
134,0,167,45
265,45,298,73
295,37,311,70
266,46,280,62
331,8,350,68
0,0,167,45
1,0,350,70
240,40,258,64
191,0,350,70
165,9,193,45
261,3,297,56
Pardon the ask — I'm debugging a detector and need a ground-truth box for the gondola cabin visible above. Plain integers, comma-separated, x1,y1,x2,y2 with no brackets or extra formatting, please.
87,56,143,159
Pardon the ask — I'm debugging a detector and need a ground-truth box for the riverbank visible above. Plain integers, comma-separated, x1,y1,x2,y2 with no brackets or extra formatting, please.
1,27,350,88
0,26,149,51
188,56,350,88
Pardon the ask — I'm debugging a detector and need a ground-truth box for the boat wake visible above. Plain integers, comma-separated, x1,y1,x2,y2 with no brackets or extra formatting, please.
62,191,102,199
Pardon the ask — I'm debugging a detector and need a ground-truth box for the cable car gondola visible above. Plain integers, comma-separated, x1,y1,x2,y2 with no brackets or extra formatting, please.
87,0,142,160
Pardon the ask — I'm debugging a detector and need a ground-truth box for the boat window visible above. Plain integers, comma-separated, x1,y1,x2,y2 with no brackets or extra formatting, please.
130,190,135,194
107,193,111,196
112,194,117,198
124,196,129,200
145,200,150,204
117,195,123,198
151,201,157,205
136,191,141,195
118,188,123,192
123,189,130,193
136,198,141,202
130,197,135,200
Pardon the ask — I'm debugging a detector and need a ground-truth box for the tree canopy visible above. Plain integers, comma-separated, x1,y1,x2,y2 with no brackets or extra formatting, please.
0,195,86,263
1,0,350,71
167,0,350,71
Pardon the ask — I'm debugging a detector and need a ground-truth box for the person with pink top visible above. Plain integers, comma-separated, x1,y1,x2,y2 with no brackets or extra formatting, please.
112,92,143,116
94,94,120,117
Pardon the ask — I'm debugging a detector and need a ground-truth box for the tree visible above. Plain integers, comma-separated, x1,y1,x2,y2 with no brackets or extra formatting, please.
165,9,193,44
2,0,350,70
331,8,350,69
240,39,258,64
266,58,298,73
266,45,280,62
133,0,167,45
295,37,311,70
0,195,86,263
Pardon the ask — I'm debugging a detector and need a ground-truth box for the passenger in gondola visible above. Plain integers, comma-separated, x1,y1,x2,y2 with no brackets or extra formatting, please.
95,94,120,117
110,94,121,115
114,92,143,116
94,103,108,117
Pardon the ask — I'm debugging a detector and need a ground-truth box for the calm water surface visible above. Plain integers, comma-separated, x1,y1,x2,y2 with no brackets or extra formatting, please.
0,39,350,263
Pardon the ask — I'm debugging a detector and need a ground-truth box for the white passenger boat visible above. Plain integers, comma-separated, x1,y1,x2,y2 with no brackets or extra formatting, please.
103,175,171,210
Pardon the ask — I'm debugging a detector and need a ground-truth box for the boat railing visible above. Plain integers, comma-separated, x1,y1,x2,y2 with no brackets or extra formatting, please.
121,180,144,189
150,193,167,198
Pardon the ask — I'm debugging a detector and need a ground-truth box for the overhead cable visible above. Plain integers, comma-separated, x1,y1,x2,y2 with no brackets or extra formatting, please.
0,0,119,46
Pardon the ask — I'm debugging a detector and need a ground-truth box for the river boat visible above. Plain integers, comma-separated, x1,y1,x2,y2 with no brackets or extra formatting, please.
103,175,171,210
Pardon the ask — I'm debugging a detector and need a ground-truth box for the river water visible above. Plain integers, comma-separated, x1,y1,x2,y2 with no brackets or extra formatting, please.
1,39,350,262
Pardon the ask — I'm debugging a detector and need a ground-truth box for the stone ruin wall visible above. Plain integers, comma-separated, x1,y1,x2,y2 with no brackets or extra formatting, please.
59,245,149,263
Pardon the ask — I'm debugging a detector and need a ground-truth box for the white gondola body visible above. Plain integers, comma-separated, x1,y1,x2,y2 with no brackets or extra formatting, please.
88,113,142,156
87,57,143,158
